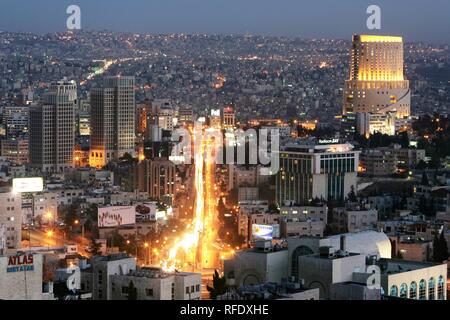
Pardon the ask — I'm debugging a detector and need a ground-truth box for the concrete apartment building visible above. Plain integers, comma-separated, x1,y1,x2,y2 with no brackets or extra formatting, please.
110,268,201,300
0,252,53,300
91,253,137,300
0,189,22,251
333,206,378,233
280,205,328,238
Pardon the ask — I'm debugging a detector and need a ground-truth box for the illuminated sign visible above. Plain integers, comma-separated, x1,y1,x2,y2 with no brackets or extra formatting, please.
318,139,339,145
7,254,34,273
12,177,44,193
211,109,221,117
156,210,166,220
98,206,136,228
252,224,274,240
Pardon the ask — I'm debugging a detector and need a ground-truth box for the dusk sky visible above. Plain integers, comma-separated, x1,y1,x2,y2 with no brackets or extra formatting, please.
1,0,449,43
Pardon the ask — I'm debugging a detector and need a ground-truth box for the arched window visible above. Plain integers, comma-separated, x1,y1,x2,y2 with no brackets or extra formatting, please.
390,285,398,297
437,276,445,300
400,283,408,299
409,281,417,299
419,279,426,300
428,277,436,300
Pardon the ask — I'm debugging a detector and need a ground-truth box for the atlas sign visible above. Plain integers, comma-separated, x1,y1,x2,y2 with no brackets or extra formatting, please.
7,254,34,273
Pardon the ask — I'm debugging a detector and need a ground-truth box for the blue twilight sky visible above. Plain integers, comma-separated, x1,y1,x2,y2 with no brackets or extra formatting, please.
0,0,449,43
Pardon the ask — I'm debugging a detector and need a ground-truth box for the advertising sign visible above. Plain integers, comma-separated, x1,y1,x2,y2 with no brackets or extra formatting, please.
7,254,34,273
135,203,156,221
98,206,136,228
12,177,44,193
252,224,274,241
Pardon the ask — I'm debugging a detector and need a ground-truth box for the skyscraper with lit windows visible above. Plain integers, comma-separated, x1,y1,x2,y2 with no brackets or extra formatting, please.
343,35,410,119
29,79,76,173
90,76,135,168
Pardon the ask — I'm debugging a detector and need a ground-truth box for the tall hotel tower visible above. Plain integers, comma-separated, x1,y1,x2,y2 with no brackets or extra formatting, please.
30,79,76,173
343,35,410,119
90,76,136,168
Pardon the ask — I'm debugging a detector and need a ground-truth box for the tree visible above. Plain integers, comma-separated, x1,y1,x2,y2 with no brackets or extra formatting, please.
420,172,430,187
90,240,102,256
416,160,428,170
207,270,227,300
347,186,358,202
394,250,404,260
399,131,410,149
127,281,138,300
433,231,450,263
438,231,449,261
268,203,280,214
107,232,126,251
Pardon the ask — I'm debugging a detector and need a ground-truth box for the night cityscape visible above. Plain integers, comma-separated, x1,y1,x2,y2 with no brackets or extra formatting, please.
0,0,449,309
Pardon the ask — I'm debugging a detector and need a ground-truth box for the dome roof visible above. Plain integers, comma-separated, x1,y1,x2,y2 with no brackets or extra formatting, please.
320,231,391,259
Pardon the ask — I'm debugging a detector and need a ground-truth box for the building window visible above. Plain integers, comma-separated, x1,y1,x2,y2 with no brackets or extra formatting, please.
146,289,154,297
419,279,426,300
122,286,129,295
399,283,408,299
97,270,103,285
171,283,175,300
196,285,200,292
390,285,398,297
186,287,190,294
409,281,417,299
437,276,445,300
428,278,435,300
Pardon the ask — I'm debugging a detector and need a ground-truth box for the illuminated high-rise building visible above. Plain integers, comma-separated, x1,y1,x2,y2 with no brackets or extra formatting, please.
343,35,410,119
29,79,76,173
90,76,135,168
137,158,176,200
276,140,359,205
222,106,236,129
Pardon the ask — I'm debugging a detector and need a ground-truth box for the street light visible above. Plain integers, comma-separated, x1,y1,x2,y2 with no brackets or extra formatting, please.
144,243,149,265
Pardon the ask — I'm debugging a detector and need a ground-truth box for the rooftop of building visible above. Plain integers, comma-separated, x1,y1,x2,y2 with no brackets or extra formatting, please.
91,253,131,262
281,139,356,154
310,249,361,260
356,35,403,43
238,280,314,297
125,267,199,279
241,242,287,255
333,281,372,287
377,258,445,275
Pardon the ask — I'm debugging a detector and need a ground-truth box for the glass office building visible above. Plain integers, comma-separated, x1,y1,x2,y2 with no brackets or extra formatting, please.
276,141,359,206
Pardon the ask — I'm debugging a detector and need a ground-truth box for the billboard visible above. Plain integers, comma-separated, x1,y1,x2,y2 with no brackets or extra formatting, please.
98,206,136,228
135,203,157,221
12,177,44,193
7,254,35,273
252,224,274,241
135,203,168,222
